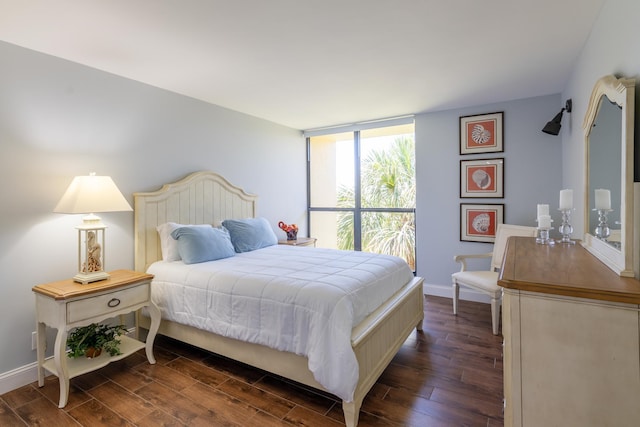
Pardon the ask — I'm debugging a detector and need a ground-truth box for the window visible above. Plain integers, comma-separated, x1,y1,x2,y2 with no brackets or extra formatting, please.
307,121,416,270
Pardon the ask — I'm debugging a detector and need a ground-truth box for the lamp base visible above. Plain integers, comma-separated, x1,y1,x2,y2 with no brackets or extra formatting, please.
73,271,110,284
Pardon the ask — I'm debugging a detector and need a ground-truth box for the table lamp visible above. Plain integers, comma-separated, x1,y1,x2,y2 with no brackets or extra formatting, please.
54,173,132,283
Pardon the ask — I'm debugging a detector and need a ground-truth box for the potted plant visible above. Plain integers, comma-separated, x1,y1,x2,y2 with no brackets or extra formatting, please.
66,323,127,359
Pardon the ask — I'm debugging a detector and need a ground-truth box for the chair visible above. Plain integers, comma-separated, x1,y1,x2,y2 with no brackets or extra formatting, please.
452,224,537,335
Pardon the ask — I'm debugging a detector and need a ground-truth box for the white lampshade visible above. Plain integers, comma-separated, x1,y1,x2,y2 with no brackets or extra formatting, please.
54,174,132,214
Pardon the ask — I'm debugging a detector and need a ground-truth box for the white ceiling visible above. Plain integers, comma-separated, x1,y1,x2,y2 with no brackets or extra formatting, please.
0,0,604,130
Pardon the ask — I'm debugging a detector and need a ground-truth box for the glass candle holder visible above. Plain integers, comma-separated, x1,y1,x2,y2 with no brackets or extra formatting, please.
536,227,555,245
557,208,575,244
593,208,612,240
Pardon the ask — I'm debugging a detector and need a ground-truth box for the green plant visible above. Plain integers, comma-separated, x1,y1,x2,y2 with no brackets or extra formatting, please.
66,323,127,358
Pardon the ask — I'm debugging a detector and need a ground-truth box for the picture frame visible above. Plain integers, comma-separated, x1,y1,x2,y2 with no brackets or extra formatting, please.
460,158,504,198
460,203,504,243
460,112,504,155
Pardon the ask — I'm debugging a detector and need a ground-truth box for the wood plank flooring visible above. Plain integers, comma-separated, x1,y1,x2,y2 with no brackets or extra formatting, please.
0,296,504,426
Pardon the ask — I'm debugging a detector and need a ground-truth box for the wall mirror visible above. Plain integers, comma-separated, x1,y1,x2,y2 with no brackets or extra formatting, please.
582,75,636,277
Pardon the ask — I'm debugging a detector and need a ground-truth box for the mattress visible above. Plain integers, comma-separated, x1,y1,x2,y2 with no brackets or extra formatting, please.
146,244,414,401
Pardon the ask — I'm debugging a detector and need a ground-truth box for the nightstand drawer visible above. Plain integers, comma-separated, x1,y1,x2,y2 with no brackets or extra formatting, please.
67,283,150,323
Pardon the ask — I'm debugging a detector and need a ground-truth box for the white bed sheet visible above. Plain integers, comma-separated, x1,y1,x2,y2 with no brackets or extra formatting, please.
147,244,414,401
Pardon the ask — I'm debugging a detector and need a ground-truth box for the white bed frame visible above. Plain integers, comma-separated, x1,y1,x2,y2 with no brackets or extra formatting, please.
133,171,424,427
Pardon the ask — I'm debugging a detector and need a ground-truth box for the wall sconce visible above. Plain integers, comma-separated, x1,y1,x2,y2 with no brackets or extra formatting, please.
542,99,573,135
54,173,132,283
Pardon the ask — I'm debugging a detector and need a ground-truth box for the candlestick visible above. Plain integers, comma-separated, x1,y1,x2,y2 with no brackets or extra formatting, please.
559,189,573,210
536,227,554,245
594,189,611,210
536,214,554,245
557,208,575,244
594,208,611,240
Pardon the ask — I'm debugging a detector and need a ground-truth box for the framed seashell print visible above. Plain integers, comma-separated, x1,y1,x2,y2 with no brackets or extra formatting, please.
460,112,503,154
460,203,504,242
460,158,504,198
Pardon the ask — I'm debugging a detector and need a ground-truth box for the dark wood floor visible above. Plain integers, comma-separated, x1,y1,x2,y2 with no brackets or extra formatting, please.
0,296,504,426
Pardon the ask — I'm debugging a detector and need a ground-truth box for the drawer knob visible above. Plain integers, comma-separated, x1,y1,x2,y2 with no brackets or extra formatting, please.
107,298,121,308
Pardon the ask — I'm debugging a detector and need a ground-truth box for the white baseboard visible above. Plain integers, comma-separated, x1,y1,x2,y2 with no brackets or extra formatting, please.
0,361,38,395
422,282,491,304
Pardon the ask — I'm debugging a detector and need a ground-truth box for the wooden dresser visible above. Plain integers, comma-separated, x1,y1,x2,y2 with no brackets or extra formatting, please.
499,237,640,427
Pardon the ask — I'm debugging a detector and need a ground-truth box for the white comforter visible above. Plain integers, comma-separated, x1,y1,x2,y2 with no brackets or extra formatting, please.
147,244,414,401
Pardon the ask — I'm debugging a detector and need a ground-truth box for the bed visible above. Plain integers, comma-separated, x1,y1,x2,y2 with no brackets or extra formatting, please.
133,171,424,427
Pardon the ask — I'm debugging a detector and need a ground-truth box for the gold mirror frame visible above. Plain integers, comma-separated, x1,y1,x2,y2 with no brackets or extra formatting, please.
582,75,636,277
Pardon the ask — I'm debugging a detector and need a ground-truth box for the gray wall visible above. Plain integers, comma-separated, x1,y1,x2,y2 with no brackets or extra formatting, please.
414,95,563,295
0,41,305,377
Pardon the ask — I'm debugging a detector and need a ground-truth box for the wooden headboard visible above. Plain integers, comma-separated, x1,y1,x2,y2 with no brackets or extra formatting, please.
133,171,257,272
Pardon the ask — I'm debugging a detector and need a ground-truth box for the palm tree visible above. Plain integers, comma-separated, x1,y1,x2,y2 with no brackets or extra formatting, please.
336,136,416,269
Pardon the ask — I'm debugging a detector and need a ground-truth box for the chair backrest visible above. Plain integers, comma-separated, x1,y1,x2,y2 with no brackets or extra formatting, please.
490,224,538,271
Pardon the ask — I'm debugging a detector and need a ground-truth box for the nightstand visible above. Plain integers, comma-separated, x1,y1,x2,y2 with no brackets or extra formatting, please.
278,237,317,247
32,269,160,408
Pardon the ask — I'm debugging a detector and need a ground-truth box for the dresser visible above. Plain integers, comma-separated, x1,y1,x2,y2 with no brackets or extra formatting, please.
33,269,160,408
499,237,640,427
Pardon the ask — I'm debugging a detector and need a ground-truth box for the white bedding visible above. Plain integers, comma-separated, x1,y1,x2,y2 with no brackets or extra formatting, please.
146,244,414,401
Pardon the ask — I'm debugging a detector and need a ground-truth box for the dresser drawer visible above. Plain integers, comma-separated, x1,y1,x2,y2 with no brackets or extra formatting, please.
67,283,150,324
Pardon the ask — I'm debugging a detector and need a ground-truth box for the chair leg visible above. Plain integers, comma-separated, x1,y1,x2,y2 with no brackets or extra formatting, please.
452,281,459,315
490,296,501,335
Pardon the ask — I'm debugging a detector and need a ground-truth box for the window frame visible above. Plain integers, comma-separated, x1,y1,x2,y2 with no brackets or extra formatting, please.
306,120,416,268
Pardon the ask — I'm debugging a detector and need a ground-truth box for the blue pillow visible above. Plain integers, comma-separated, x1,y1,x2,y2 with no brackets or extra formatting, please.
221,217,278,253
170,226,236,264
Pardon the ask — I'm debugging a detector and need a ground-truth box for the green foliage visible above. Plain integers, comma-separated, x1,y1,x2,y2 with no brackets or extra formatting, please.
66,323,127,358
337,136,416,269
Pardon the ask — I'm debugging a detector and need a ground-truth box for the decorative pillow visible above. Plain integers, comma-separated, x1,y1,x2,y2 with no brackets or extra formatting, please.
157,222,212,261
221,217,278,253
170,226,236,264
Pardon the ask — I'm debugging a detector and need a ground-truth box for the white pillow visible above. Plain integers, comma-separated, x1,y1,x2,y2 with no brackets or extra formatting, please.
156,222,212,261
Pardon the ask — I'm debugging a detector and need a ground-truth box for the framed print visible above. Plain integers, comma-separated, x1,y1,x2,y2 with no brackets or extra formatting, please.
460,112,503,155
460,158,504,198
460,203,504,242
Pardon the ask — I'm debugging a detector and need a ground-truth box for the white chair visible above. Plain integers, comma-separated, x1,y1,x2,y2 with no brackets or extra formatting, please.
452,224,537,335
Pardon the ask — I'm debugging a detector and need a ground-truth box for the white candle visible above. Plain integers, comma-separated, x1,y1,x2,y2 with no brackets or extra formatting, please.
594,189,611,210
537,204,549,217
559,189,573,210
538,215,551,229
